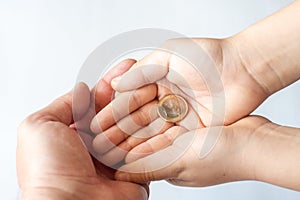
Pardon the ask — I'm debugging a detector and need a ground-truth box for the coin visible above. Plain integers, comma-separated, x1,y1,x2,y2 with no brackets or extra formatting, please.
157,94,188,123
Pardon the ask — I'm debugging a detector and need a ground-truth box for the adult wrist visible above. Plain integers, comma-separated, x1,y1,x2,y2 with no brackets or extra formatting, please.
21,187,75,200
19,177,95,200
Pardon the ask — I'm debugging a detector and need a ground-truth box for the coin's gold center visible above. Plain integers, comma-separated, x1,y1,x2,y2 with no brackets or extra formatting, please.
157,94,188,123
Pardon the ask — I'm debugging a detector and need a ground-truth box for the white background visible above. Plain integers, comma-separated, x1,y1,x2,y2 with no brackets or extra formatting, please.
1,0,300,199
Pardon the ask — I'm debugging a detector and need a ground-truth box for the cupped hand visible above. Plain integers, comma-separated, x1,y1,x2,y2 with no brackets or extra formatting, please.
114,114,300,192
17,59,148,200
114,115,270,187
90,38,269,166
111,38,269,125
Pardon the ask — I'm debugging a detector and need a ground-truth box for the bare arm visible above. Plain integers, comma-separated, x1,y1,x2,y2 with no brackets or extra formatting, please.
231,0,300,95
245,122,300,191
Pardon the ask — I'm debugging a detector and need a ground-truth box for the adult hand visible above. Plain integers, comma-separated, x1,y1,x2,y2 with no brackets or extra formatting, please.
17,59,148,200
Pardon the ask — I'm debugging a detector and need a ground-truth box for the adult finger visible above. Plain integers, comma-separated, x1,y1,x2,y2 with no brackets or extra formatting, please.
90,84,157,133
73,59,136,131
32,82,90,125
94,58,137,112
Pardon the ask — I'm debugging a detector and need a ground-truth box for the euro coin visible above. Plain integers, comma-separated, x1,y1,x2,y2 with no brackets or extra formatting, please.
157,94,188,123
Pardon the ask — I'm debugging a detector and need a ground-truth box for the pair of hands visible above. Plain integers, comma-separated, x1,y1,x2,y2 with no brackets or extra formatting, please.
17,36,300,200
17,1,300,198
95,32,300,191
92,34,300,191
90,38,271,187
18,37,263,199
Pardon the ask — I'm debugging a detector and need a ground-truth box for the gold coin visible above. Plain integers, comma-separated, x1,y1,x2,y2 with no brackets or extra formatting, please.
157,94,188,123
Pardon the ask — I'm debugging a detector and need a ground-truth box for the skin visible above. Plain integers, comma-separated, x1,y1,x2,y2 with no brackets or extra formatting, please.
17,59,148,200
91,0,300,191
90,36,268,166
18,1,300,199
117,116,300,191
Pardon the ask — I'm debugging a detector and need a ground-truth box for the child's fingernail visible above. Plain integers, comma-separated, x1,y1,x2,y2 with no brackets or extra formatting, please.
111,76,122,89
90,116,100,133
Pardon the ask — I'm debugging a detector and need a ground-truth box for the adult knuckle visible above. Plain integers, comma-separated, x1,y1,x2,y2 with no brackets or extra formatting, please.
18,113,43,133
